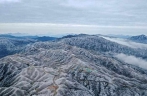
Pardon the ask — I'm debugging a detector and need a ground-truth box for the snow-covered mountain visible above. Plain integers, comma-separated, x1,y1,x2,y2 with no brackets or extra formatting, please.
0,37,35,58
0,35,57,58
0,34,147,96
130,34,147,44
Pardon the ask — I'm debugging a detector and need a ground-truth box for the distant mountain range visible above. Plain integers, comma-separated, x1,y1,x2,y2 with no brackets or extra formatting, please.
0,34,147,96
0,34,57,40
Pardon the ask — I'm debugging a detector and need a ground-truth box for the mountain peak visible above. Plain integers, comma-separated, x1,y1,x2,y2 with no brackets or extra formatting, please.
130,34,147,41
138,34,146,37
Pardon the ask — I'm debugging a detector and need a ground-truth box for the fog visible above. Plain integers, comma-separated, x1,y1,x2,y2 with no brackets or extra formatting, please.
115,53,147,69
102,36,147,49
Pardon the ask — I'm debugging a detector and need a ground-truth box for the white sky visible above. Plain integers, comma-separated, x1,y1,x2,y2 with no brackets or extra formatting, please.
0,0,147,35
0,23,147,36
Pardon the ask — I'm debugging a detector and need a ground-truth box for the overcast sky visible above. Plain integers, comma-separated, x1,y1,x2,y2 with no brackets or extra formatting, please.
0,0,147,36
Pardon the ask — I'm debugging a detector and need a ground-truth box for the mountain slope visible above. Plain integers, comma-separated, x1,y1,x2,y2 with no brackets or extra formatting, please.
0,37,35,58
0,35,57,58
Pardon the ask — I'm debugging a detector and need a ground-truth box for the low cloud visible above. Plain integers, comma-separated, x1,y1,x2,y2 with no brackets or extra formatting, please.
0,0,147,27
114,53,147,69
102,36,147,49
0,0,21,3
